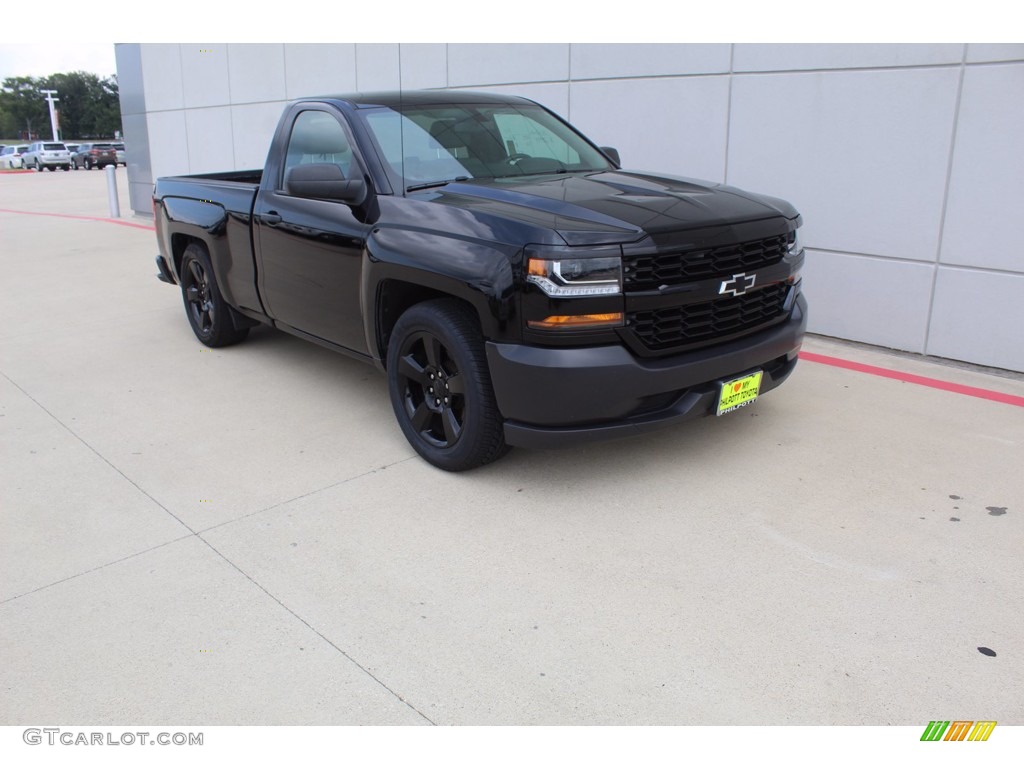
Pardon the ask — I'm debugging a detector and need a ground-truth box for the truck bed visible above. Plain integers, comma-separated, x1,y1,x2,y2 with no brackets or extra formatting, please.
163,169,263,185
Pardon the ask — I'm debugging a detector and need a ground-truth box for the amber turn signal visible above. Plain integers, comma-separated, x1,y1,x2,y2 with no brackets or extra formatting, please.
527,312,623,330
527,258,547,277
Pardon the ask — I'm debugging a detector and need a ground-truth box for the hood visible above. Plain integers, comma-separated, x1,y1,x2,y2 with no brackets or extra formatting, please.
427,170,799,246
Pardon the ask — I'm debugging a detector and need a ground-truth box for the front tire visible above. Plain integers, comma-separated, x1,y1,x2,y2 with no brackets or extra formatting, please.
387,299,509,471
179,243,249,347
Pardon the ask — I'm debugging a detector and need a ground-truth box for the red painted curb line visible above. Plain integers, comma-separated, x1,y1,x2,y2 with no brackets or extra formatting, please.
799,351,1024,408
1,202,1021,407
0,207,154,231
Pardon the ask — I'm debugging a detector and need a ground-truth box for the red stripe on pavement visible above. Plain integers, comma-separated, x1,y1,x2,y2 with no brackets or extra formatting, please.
799,351,1024,407
0,207,154,231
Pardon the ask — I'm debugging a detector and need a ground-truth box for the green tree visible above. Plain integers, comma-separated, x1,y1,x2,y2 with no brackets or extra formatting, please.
0,72,121,140
0,77,49,139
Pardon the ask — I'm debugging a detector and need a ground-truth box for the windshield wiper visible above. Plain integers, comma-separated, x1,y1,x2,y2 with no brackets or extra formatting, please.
406,176,470,192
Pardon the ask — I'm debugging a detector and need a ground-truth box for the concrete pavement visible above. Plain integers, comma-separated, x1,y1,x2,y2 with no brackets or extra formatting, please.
1,167,1022,724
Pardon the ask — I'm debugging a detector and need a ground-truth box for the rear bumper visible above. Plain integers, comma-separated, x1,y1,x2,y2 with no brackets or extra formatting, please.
155,254,176,285
487,294,807,448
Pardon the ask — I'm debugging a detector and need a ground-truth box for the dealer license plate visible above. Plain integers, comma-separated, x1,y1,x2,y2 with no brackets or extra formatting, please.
717,371,763,416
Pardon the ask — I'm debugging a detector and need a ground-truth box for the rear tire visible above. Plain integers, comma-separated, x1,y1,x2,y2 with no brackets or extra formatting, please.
179,243,249,348
387,299,509,471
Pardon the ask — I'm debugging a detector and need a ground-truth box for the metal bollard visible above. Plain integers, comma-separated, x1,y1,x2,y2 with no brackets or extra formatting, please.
105,164,120,218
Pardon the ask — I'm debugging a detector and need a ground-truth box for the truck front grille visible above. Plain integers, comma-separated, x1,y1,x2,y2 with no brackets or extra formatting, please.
624,234,788,290
627,284,790,351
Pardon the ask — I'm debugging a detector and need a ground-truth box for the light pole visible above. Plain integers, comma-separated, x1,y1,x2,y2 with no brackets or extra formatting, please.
39,89,60,141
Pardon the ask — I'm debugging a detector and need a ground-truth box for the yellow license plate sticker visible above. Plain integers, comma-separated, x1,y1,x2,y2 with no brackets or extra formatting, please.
717,371,763,415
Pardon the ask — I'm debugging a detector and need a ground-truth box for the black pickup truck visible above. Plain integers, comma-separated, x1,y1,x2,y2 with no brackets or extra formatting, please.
154,91,806,471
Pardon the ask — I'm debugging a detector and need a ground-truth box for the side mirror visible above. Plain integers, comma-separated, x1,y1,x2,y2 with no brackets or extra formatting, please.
600,146,620,167
286,163,366,204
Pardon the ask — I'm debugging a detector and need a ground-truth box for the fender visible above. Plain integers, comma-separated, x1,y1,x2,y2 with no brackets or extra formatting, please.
160,197,262,315
362,226,520,367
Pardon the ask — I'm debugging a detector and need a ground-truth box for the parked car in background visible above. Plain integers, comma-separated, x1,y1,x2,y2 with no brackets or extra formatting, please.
65,143,81,156
22,142,72,171
0,145,29,169
72,143,117,170
113,142,126,166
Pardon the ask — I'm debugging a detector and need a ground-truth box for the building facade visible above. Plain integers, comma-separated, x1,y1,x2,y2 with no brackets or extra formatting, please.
114,43,1024,372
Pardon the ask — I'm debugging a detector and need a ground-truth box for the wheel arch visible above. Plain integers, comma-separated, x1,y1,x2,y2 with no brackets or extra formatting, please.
169,232,206,281
373,279,480,369
363,229,520,368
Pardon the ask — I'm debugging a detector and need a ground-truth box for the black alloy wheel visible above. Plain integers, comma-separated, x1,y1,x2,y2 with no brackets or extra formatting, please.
387,299,509,471
179,243,249,347
395,329,467,450
184,258,215,336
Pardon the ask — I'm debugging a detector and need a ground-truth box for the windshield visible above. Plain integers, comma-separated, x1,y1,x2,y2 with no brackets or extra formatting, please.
360,102,613,192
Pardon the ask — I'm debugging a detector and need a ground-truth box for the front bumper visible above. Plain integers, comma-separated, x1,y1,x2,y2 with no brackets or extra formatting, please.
487,294,807,448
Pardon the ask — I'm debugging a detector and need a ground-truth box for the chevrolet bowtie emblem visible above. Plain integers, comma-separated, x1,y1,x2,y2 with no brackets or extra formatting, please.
719,273,757,296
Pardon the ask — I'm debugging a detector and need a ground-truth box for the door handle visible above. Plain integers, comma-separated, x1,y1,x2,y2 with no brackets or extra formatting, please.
262,212,282,225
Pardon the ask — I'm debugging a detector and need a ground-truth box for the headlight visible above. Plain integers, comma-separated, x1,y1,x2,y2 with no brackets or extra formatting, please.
787,228,803,256
526,255,622,297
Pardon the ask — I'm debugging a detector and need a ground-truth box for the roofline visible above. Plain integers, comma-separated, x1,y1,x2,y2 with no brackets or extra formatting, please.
292,90,538,110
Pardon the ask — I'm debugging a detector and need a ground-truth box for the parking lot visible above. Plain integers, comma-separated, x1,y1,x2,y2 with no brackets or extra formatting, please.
1,167,1022,725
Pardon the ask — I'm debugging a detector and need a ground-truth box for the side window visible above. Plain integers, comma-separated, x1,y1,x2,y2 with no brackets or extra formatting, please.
282,110,354,189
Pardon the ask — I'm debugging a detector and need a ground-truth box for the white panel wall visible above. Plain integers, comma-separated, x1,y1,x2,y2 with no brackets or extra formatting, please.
119,43,1024,371
727,68,960,260
183,107,234,175
355,44,400,91
929,269,1024,371
800,251,934,353
139,45,184,112
570,77,729,182
569,44,730,79
145,110,189,180
284,44,357,98
447,44,569,86
965,44,1024,62
179,45,230,108
939,64,1024,273
733,43,963,71
400,44,448,90
231,102,288,170
228,44,287,104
